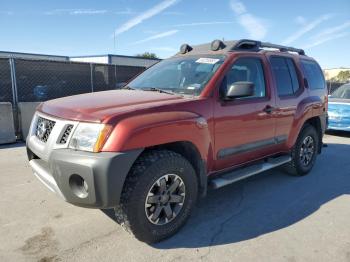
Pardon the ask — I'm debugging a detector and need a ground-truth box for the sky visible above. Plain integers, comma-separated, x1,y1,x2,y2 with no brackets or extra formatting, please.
0,0,349,69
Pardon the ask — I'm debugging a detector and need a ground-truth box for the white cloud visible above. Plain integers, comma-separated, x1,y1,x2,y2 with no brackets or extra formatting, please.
114,0,180,36
230,0,267,39
302,20,350,49
45,9,107,15
303,32,349,49
133,30,179,45
238,14,267,39
311,20,350,40
70,9,107,15
282,14,333,45
173,21,234,27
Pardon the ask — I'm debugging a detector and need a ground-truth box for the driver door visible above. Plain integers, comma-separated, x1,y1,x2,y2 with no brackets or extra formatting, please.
214,55,278,171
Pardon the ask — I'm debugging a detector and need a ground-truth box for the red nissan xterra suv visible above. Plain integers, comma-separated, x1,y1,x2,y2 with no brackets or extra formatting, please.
27,39,328,243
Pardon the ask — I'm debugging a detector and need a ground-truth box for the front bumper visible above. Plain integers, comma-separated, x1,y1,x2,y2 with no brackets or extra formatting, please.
27,146,142,208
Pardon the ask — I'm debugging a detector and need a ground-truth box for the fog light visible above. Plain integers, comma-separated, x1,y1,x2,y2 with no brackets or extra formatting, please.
69,174,88,198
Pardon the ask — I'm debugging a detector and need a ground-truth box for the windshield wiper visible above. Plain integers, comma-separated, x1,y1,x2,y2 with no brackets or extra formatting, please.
141,87,176,95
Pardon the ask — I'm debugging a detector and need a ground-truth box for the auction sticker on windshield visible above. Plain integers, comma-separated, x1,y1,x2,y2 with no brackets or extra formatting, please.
196,58,220,64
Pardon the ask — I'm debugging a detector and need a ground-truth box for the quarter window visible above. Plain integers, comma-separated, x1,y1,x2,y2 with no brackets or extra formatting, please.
301,60,325,90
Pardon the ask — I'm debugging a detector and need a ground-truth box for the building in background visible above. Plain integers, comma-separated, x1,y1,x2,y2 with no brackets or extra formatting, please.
324,68,350,81
0,51,69,61
69,54,160,67
0,51,160,68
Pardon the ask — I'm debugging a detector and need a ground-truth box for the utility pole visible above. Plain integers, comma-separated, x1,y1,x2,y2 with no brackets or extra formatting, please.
113,33,116,53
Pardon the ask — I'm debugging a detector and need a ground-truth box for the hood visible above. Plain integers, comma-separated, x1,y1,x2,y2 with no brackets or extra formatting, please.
38,90,185,123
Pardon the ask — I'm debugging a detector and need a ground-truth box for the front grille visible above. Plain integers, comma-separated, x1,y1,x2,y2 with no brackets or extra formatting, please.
59,125,74,144
35,117,56,143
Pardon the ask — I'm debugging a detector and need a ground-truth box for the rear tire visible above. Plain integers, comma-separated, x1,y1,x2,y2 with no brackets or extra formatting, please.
115,150,198,243
286,124,319,176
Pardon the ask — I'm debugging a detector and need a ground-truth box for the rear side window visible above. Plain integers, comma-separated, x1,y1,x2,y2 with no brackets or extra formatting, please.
286,59,300,92
270,57,300,96
301,60,325,90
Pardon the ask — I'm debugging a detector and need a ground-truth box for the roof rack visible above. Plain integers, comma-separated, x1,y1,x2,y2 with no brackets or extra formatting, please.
232,39,305,55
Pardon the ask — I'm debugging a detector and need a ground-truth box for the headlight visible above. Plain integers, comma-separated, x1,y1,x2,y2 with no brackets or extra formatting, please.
69,123,112,152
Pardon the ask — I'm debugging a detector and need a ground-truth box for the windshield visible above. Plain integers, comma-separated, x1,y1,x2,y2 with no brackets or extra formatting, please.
128,55,225,96
331,84,350,99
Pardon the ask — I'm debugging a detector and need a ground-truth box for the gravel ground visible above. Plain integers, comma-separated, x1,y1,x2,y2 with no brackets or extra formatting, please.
0,132,349,262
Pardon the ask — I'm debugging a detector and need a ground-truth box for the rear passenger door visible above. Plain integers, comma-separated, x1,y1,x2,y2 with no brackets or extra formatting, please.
268,55,303,147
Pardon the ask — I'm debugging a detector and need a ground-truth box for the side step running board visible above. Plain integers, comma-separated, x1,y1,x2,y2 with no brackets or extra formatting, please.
210,155,291,189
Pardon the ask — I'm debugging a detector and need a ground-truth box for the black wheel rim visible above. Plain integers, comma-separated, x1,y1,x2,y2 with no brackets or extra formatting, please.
145,174,185,225
300,135,315,166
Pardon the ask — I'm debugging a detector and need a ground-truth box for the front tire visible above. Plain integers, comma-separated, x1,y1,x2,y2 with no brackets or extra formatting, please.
286,124,319,176
115,150,198,243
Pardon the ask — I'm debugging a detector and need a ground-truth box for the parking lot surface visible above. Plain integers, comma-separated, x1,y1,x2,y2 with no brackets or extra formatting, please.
0,133,349,262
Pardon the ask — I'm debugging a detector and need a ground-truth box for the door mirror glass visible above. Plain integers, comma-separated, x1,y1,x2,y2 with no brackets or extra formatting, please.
225,81,255,99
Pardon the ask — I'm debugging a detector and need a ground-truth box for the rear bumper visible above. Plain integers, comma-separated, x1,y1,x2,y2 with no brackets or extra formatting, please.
27,146,143,208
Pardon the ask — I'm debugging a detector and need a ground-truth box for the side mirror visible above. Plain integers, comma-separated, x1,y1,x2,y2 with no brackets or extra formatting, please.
225,81,255,99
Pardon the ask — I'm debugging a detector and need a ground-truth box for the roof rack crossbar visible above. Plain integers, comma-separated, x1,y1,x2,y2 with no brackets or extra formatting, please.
232,39,305,55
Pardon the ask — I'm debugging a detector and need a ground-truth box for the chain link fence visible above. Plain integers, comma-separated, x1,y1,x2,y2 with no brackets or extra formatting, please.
15,59,92,102
0,58,13,103
93,64,116,92
0,57,146,140
0,58,146,103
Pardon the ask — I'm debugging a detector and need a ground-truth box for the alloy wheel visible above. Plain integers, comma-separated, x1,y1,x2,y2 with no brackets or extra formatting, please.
145,174,186,225
300,135,315,166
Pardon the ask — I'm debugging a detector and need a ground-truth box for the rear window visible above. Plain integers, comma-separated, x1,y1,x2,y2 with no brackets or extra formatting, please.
300,60,325,90
270,57,300,96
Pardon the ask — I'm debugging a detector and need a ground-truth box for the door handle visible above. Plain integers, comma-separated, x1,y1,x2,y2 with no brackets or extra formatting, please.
263,105,276,114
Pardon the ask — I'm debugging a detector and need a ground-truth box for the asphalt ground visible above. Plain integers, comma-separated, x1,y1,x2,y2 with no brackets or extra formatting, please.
0,131,349,262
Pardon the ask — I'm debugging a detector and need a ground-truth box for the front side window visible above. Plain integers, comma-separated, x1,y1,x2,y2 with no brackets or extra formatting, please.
128,55,225,96
301,60,325,90
222,57,266,98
